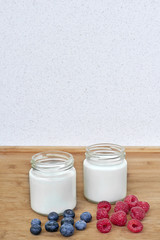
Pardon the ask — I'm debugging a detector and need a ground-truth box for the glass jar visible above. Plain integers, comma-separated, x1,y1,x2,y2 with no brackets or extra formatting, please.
83,143,127,203
29,151,76,215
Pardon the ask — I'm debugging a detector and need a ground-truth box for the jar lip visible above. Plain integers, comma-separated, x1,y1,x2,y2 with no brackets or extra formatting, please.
86,143,125,155
31,151,74,173
86,143,125,165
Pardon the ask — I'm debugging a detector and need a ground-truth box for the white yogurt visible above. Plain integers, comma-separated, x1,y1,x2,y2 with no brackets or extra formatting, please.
83,143,127,203
29,151,76,215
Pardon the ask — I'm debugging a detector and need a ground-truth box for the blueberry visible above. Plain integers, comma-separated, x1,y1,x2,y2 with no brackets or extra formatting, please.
48,212,59,221
75,220,87,230
45,220,59,232
30,224,42,235
63,209,75,218
60,223,74,237
61,217,74,225
80,212,92,223
31,218,41,226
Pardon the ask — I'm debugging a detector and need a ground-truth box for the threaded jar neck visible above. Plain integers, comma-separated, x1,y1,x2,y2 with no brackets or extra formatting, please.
31,151,74,174
86,143,125,166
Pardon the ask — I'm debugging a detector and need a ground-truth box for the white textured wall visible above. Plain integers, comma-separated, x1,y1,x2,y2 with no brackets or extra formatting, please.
0,0,160,146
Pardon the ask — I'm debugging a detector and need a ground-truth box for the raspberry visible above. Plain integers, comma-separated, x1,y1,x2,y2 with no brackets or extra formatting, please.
127,219,143,233
97,201,111,212
110,211,127,226
124,195,138,209
96,218,112,233
96,208,109,220
114,201,129,214
137,201,150,213
130,207,145,221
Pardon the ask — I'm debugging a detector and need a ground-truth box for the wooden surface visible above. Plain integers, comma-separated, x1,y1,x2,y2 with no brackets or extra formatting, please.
0,147,160,240
1,146,160,153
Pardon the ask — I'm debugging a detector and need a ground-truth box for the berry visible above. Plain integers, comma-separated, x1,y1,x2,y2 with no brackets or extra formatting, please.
75,220,87,230
61,217,74,225
124,195,138,209
96,208,109,220
97,201,111,212
80,212,92,223
60,223,74,237
63,209,75,218
30,224,42,235
96,218,112,233
114,201,129,214
130,207,145,221
137,201,150,213
127,219,143,233
31,218,41,226
45,220,59,232
48,212,59,221
110,211,127,226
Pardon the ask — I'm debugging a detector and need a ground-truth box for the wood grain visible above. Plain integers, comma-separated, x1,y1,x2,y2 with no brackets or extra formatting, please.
0,146,160,153
0,147,160,240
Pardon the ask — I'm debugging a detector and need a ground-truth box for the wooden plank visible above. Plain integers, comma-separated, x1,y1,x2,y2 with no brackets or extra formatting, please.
0,146,86,153
0,149,159,239
0,146,160,153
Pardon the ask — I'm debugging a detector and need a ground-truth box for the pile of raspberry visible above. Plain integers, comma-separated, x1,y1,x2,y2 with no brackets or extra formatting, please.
96,195,150,233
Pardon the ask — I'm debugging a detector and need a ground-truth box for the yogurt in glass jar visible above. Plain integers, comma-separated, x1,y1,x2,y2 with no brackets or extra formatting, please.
83,143,127,203
29,151,76,215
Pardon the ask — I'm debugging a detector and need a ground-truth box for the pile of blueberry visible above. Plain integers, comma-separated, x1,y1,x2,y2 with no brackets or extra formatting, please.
30,218,42,235
30,209,92,237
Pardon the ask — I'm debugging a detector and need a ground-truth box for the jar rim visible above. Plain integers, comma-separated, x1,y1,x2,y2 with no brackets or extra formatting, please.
31,151,74,173
86,143,125,165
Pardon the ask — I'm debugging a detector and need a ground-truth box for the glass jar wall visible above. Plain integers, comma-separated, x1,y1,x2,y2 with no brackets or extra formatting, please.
29,151,76,215
83,143,127,203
